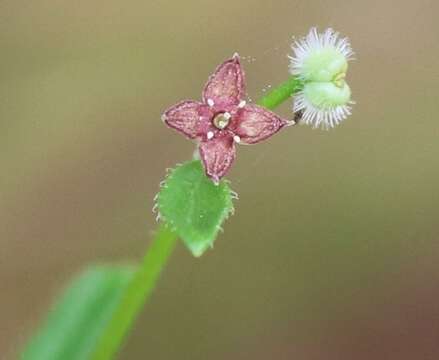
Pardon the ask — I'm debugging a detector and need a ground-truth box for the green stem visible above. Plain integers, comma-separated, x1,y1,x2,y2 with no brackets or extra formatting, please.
257,76,303,109
90,225,178,360
90,75,302,360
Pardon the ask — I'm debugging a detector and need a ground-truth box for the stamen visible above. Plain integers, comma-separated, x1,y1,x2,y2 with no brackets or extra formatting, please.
238,100,246,108
233,135,241,143
207,98,215,107
207,131,214,139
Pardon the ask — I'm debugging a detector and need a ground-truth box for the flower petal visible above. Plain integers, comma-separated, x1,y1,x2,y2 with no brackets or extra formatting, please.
199,134,236,183
162,100,213,139
231,104,288,144
202,54,245,108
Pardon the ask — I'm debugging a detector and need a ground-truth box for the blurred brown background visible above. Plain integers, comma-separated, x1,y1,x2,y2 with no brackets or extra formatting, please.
1,0,439,359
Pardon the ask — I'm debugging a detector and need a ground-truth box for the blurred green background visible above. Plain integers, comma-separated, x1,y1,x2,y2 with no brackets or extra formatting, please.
2,0,439,359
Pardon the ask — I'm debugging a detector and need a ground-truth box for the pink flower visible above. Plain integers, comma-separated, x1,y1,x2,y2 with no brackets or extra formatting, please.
162,54,290,183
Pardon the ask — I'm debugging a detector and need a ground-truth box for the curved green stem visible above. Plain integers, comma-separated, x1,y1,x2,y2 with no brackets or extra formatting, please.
90,75,302,360
257,76,303,109
90,225,178,360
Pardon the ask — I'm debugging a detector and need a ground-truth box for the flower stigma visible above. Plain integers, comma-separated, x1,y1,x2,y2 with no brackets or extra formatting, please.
213,113,231,129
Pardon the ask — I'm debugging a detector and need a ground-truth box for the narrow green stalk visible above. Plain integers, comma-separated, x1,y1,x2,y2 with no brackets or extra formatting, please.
257,76,303,109
90,225,178,360
90,75,302,360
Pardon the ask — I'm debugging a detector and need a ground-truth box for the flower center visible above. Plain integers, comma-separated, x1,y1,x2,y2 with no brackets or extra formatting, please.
212,113,231,129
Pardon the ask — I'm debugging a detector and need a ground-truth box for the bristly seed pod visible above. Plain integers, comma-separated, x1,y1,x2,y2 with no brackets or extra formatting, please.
289,28,355,129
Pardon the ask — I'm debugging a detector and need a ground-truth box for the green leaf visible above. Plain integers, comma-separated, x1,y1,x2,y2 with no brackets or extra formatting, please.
21,265,136,360
157,160,234,257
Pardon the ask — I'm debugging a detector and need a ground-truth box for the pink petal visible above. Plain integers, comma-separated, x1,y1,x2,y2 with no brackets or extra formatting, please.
231,104,288,144
199,134,236,183
202,54,245,108
162,100,213,139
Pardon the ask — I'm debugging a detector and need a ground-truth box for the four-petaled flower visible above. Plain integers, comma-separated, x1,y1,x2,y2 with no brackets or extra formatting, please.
162,54,291,183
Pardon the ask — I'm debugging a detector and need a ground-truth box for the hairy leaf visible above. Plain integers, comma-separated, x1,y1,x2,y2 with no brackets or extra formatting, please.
157,160,234,256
